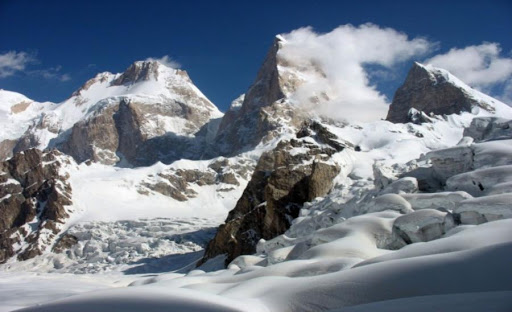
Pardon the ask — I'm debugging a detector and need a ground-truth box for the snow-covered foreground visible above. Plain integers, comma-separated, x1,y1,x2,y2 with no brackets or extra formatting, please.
0,214,223,311
0,272,132,312
2,105,512,311
6,219,512,312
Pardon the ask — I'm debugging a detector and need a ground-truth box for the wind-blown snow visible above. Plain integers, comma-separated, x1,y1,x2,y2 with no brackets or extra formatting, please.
277,24,433,122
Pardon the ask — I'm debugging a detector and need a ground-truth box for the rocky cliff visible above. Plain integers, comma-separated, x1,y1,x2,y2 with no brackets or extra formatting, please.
200,121,348,266
214,37,307,155
386,62,497,123
0,149,75,263
0,61,223,166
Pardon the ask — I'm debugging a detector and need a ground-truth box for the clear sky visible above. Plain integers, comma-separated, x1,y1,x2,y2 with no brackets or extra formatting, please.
1,0,511,111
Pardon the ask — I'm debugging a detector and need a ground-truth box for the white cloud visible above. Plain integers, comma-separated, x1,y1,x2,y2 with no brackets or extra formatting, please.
0,51,71,81
425,43,512,93
278,24,434,122
0,51,34,78
28,65,71,82
145,55,181,69
501,80,512,104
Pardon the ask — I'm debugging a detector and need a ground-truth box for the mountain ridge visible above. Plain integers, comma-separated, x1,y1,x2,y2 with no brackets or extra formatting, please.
0,38,511,268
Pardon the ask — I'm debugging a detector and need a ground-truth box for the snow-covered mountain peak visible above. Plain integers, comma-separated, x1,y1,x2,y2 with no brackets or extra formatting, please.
0,60,223,164
70,72,116,98
386,61,512,123
415,62,511,113
111,60,162,85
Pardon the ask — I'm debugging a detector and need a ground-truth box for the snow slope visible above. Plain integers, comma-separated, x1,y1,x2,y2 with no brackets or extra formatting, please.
0,90,54,142
14,220,512,312
4,109,512,311
2,36,512,312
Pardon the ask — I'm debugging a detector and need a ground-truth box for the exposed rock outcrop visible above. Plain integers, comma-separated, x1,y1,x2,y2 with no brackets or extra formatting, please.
0,139,16,161
386,62,494,123
0,149,75,263
214,37,306,155
111,61,160,85
138,158,253,201
200,124,344,267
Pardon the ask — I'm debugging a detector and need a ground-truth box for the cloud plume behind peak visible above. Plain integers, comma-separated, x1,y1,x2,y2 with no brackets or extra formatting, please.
277,24,435,122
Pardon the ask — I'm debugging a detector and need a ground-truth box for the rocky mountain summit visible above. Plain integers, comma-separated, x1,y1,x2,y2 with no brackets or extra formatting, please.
214,37,314,156
386,62,505,123
0,60,223,166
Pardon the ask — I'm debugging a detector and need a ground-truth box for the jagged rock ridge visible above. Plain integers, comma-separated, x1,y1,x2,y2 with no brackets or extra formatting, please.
214,37,308,156
0,149,75,263
200,121,347,266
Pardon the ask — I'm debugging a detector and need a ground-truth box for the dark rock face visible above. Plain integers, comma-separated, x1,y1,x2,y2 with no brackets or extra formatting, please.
214,38,304,155
297,120,354,152
386,62,492,123
61,103,120,165
0,139,16,162
0,149,74,263
111,61,160,85
138,159,252,201
59,97,217,166
52,234,79,254
199,124,343,267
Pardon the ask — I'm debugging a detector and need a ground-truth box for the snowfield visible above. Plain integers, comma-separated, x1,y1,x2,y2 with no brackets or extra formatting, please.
1,42,512,311
3,108,512,311
9,220,512,312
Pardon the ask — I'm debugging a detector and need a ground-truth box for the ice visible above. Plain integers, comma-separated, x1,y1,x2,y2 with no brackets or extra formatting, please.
426,145,473,180
463,117,512,142
363,194,414,215
380,177,418,194
472,139,512,169
446,165,512,196
389,209,455,248
454,193,512,224
400,191,473,211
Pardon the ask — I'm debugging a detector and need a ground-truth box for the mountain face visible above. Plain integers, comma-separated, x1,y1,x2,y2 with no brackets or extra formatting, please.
2,35,512,311
213,37,310,156
200,121,351,266
0,37,511,276
0,90,55,160
1,61,223,166
386,62,511,123
0,149,75,262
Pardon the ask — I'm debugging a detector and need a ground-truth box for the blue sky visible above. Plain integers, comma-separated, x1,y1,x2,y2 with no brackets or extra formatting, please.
1,0,511,111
